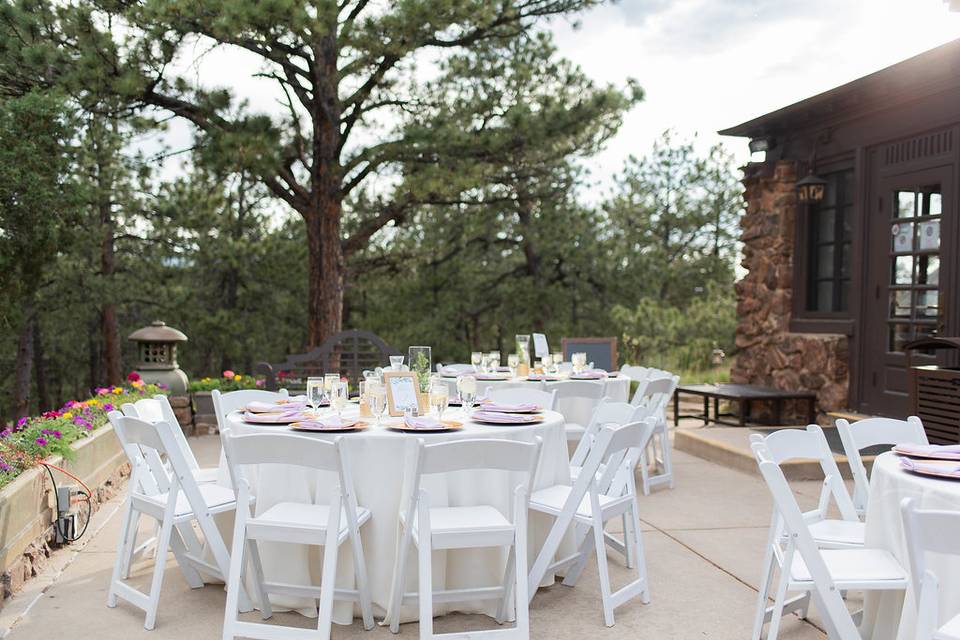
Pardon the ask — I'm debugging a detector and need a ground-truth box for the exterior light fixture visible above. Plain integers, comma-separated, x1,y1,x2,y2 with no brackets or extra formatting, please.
796,172,828,205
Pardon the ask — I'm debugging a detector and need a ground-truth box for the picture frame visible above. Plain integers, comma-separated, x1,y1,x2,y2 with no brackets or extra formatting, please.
383,371,428,417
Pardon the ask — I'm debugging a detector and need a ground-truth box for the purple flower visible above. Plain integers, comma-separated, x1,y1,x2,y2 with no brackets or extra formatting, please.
52,430,62,440
16,417,27,428
41,429,50,435
0,461,10,472
35,437,47,447
102,403,114,412
0,429,10,438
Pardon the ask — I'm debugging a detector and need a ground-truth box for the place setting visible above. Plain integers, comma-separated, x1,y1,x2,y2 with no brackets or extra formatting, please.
894,443,960,480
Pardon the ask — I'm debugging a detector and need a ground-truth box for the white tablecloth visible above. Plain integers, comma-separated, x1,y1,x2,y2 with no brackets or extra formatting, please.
217,407,571,626
861,452,960,639
439,375,631,403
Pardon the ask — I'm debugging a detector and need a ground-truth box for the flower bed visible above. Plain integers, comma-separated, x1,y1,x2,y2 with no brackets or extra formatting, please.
0,375,165,490
187,369,264,393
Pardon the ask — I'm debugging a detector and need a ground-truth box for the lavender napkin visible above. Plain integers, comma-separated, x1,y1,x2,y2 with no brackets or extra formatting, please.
246,400,308,413
291,416,350,431
403,416,445,430
899,458,960,476
895,443,960,457
480,401,541,413
571,370,607,379
242,409,303,423
472,411,537,424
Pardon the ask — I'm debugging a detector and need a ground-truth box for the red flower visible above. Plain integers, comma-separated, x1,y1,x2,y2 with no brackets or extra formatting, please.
127,371,141,382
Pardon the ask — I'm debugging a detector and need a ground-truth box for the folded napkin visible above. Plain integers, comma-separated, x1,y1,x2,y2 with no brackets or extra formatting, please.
895,443,960,457
571,370,607,379
246,400,308,413
476,373,508,380
481,401,541,413
403,416,444,430
292,416,348,430
526,374,559,381
439,364,476,377
899,457,960,477
242,409,303,423
472,411,536,424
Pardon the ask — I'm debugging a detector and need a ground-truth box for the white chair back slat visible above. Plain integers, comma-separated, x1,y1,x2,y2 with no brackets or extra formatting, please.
126,395,202,473
553,380,606,429
485,387,557,410
212,388,290,424
901,497,960,638
837,416,927,514
570,400,641,469
225,432,340,471
420,438,541,476
630,375,677,411
619,365,650,382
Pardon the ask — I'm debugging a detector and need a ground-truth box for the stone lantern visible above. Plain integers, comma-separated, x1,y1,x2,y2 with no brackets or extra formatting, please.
128,320,189,394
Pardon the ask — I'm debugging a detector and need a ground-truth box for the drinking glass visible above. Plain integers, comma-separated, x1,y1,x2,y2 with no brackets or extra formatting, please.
507,353,520,378
331,380,349,419
572,352,587,374
368,383,386,427
430,382,450,422
541,353,553,374
306,376,324,415
323,374,339,403
489,350,501,370
553,352,564,370
471,352,483,371
479,353,491,374
457,375,477,416
389,355,404,371
515,335,531,367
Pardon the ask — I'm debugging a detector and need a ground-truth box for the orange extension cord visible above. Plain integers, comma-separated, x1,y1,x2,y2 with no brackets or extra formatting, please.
40,462,94,504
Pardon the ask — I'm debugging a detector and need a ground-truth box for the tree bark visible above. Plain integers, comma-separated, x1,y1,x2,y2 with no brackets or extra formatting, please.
305,202,344,348
33,319,49,411
13,300,36,418
97,120,122,386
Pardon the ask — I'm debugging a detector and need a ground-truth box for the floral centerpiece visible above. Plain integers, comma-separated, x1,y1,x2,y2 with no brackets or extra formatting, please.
0,372,165,489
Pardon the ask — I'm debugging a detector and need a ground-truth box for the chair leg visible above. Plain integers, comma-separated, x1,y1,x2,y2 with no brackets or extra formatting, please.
246,539,272,619
659,426,675,489
592,514,615,627
417,537,434,640
108,500,137,608
195,507,253,613
629,502,651,604
751,548,776,640
389,523,412,634
222,501,248,640
143,507,175,630
316,497,341,640
561,526,594,587
622,513,634,569
639,447,652,497
765,560,792,640
120,511,141,579
347,518,374,631
513,499,531,639
495,544,516,624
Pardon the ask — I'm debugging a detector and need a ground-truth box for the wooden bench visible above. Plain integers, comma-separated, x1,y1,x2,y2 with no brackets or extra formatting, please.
256,330,400,391
674,383,817,427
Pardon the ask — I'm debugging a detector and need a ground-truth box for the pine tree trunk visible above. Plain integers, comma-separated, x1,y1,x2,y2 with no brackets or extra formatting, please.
97,118,122,386
33,319,49,411
305,201,344,349
13,301,36,418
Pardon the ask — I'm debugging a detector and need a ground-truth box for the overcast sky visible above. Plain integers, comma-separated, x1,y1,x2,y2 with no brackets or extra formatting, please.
553,0,960,187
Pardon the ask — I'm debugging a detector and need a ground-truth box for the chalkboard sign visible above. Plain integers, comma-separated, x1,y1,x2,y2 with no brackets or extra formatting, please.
561,337,618,371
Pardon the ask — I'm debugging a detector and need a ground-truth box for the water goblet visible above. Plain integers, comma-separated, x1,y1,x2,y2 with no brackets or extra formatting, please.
507,353,520,378
306,376,324,416
430,382,450,422
389,355,404,371
471,351,483,371
331,380,349,419
489,350,501,370
457,375,477,417
541,353,553,374
553,352,564,372
368,383,386,427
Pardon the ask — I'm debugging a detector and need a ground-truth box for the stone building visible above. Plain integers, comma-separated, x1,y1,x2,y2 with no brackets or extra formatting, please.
720,38,960,419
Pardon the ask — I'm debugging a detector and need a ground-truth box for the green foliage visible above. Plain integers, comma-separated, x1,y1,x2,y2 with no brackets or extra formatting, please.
187,372,262,393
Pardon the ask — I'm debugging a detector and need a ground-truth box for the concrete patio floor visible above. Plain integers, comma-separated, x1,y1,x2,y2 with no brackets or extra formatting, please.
0,431,844,639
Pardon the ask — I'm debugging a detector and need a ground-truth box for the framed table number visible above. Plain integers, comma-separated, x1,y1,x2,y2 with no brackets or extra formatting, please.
384,371,426,417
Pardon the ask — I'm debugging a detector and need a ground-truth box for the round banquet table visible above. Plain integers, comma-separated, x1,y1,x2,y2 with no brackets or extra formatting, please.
438,374,631,403
860,451,960,639
215,406,572,626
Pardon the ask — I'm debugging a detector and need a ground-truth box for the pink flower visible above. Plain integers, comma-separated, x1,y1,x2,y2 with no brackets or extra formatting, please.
127,371,141,382
255,379,264,387
97,387,110,395
223,370,235,379
16,417,27,428
35,437,47,447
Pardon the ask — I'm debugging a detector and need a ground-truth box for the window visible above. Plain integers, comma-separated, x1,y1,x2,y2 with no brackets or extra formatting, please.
807,170,854,312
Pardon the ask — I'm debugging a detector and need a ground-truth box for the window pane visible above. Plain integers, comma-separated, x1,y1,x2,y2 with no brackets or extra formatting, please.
816,209,836,242
896,191,916,218
841,206,853,241
841,242,851,278
892,221,914,252
918,254,939,286
818,245,835,278
917,290,939,318
838,280,849,312
841,171,855,205
889,290,912,318
918,220,940,251
892,255,914,285
929,192,942,216
889,323,913,352
824,179,837,207
816,281,834,312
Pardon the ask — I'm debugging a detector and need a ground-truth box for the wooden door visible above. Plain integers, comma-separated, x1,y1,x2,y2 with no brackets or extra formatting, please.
860,165,955,416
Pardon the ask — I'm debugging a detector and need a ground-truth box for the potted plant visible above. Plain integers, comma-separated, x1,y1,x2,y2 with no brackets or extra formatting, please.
189,370,262,418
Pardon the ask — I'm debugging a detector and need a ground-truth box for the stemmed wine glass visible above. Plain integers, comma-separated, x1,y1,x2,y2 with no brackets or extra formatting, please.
553,352,564,374
541,353,553,375
507,353,520,378
471,351,482,372
331,380,348,420
367,382,386,427
572,352,587,375
430,382,450,422
306,377,323,417
489,350,501,371
457,375,477,417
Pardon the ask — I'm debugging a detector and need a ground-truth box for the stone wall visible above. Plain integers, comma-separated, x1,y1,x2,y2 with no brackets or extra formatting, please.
731,159,850,419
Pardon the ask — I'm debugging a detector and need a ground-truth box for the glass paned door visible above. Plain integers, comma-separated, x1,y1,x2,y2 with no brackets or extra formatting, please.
887,186,943,352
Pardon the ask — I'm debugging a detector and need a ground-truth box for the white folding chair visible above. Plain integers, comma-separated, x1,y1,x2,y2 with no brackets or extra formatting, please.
221,430,373,640
619,365,650,383
901,497,960,640
124,395,219,484
387,437,542,640
106,412,251,630
631,375,678,494
751,441,907,640
553,380,606,443
212,388,289,486
527,419,656,627
837,416,927,516
485,387,557,410
749,425,865,640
